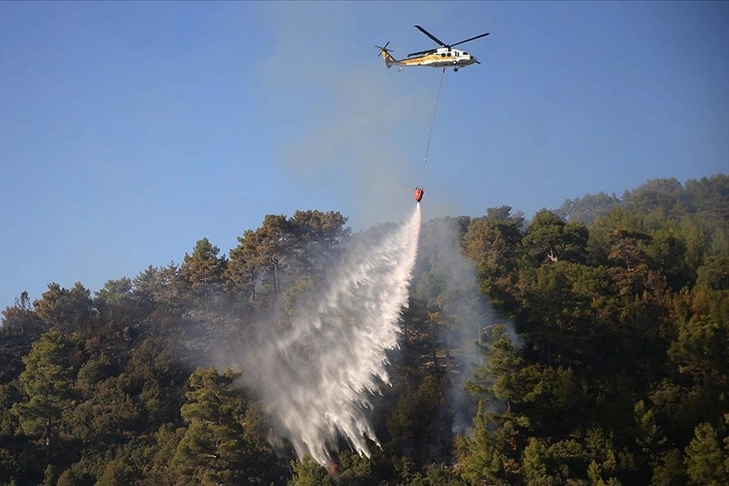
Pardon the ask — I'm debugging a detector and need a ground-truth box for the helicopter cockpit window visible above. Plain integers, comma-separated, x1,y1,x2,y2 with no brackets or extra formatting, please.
463,52,468,55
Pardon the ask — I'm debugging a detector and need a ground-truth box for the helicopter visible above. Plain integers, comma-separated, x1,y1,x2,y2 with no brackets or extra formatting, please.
377,25,489,72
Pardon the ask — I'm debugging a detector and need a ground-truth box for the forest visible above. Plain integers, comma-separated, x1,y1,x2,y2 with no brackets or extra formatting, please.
1,174,728,486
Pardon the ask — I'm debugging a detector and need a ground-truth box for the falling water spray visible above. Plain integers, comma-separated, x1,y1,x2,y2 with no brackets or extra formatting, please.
241,204,422,468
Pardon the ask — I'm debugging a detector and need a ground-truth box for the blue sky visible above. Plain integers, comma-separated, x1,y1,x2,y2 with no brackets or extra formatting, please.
1,1,727,310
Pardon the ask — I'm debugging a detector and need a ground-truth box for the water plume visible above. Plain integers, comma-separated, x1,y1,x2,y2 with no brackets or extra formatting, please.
242,204,422,468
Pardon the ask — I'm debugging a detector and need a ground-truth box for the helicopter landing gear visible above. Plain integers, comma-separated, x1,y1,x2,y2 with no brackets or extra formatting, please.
454,67,459,72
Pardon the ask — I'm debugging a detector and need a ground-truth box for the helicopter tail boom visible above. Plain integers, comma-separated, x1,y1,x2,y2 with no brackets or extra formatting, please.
380,49,396,69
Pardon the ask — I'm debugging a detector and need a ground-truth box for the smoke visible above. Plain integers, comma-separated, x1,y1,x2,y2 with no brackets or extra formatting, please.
252,2,435,230
238,204,422,468
414,215,519,440
413,216,482,438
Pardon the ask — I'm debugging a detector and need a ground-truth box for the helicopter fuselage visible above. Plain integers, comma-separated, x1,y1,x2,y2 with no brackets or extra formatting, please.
380,47,479,72
401,47,477,69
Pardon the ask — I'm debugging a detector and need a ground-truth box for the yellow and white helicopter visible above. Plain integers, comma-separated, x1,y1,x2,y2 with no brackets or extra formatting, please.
377,25,489,72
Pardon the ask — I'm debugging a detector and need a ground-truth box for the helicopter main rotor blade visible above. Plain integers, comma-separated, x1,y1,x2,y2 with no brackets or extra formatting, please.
407,48,436,58
414,25,447,47
450,32,490,48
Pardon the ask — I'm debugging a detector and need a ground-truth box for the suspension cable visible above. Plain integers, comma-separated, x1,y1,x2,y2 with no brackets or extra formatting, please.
423,68,446,164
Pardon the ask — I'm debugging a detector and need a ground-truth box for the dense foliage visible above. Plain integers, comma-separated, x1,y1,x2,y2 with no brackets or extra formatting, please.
1,175,728,485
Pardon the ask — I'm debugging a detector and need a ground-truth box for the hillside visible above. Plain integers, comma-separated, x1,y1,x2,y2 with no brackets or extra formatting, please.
1,174,728,485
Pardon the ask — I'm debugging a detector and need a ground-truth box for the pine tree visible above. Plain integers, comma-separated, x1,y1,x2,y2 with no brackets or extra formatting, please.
12,329,80,463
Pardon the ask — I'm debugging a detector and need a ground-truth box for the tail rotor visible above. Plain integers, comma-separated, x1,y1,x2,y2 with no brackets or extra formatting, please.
375,41,393,55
